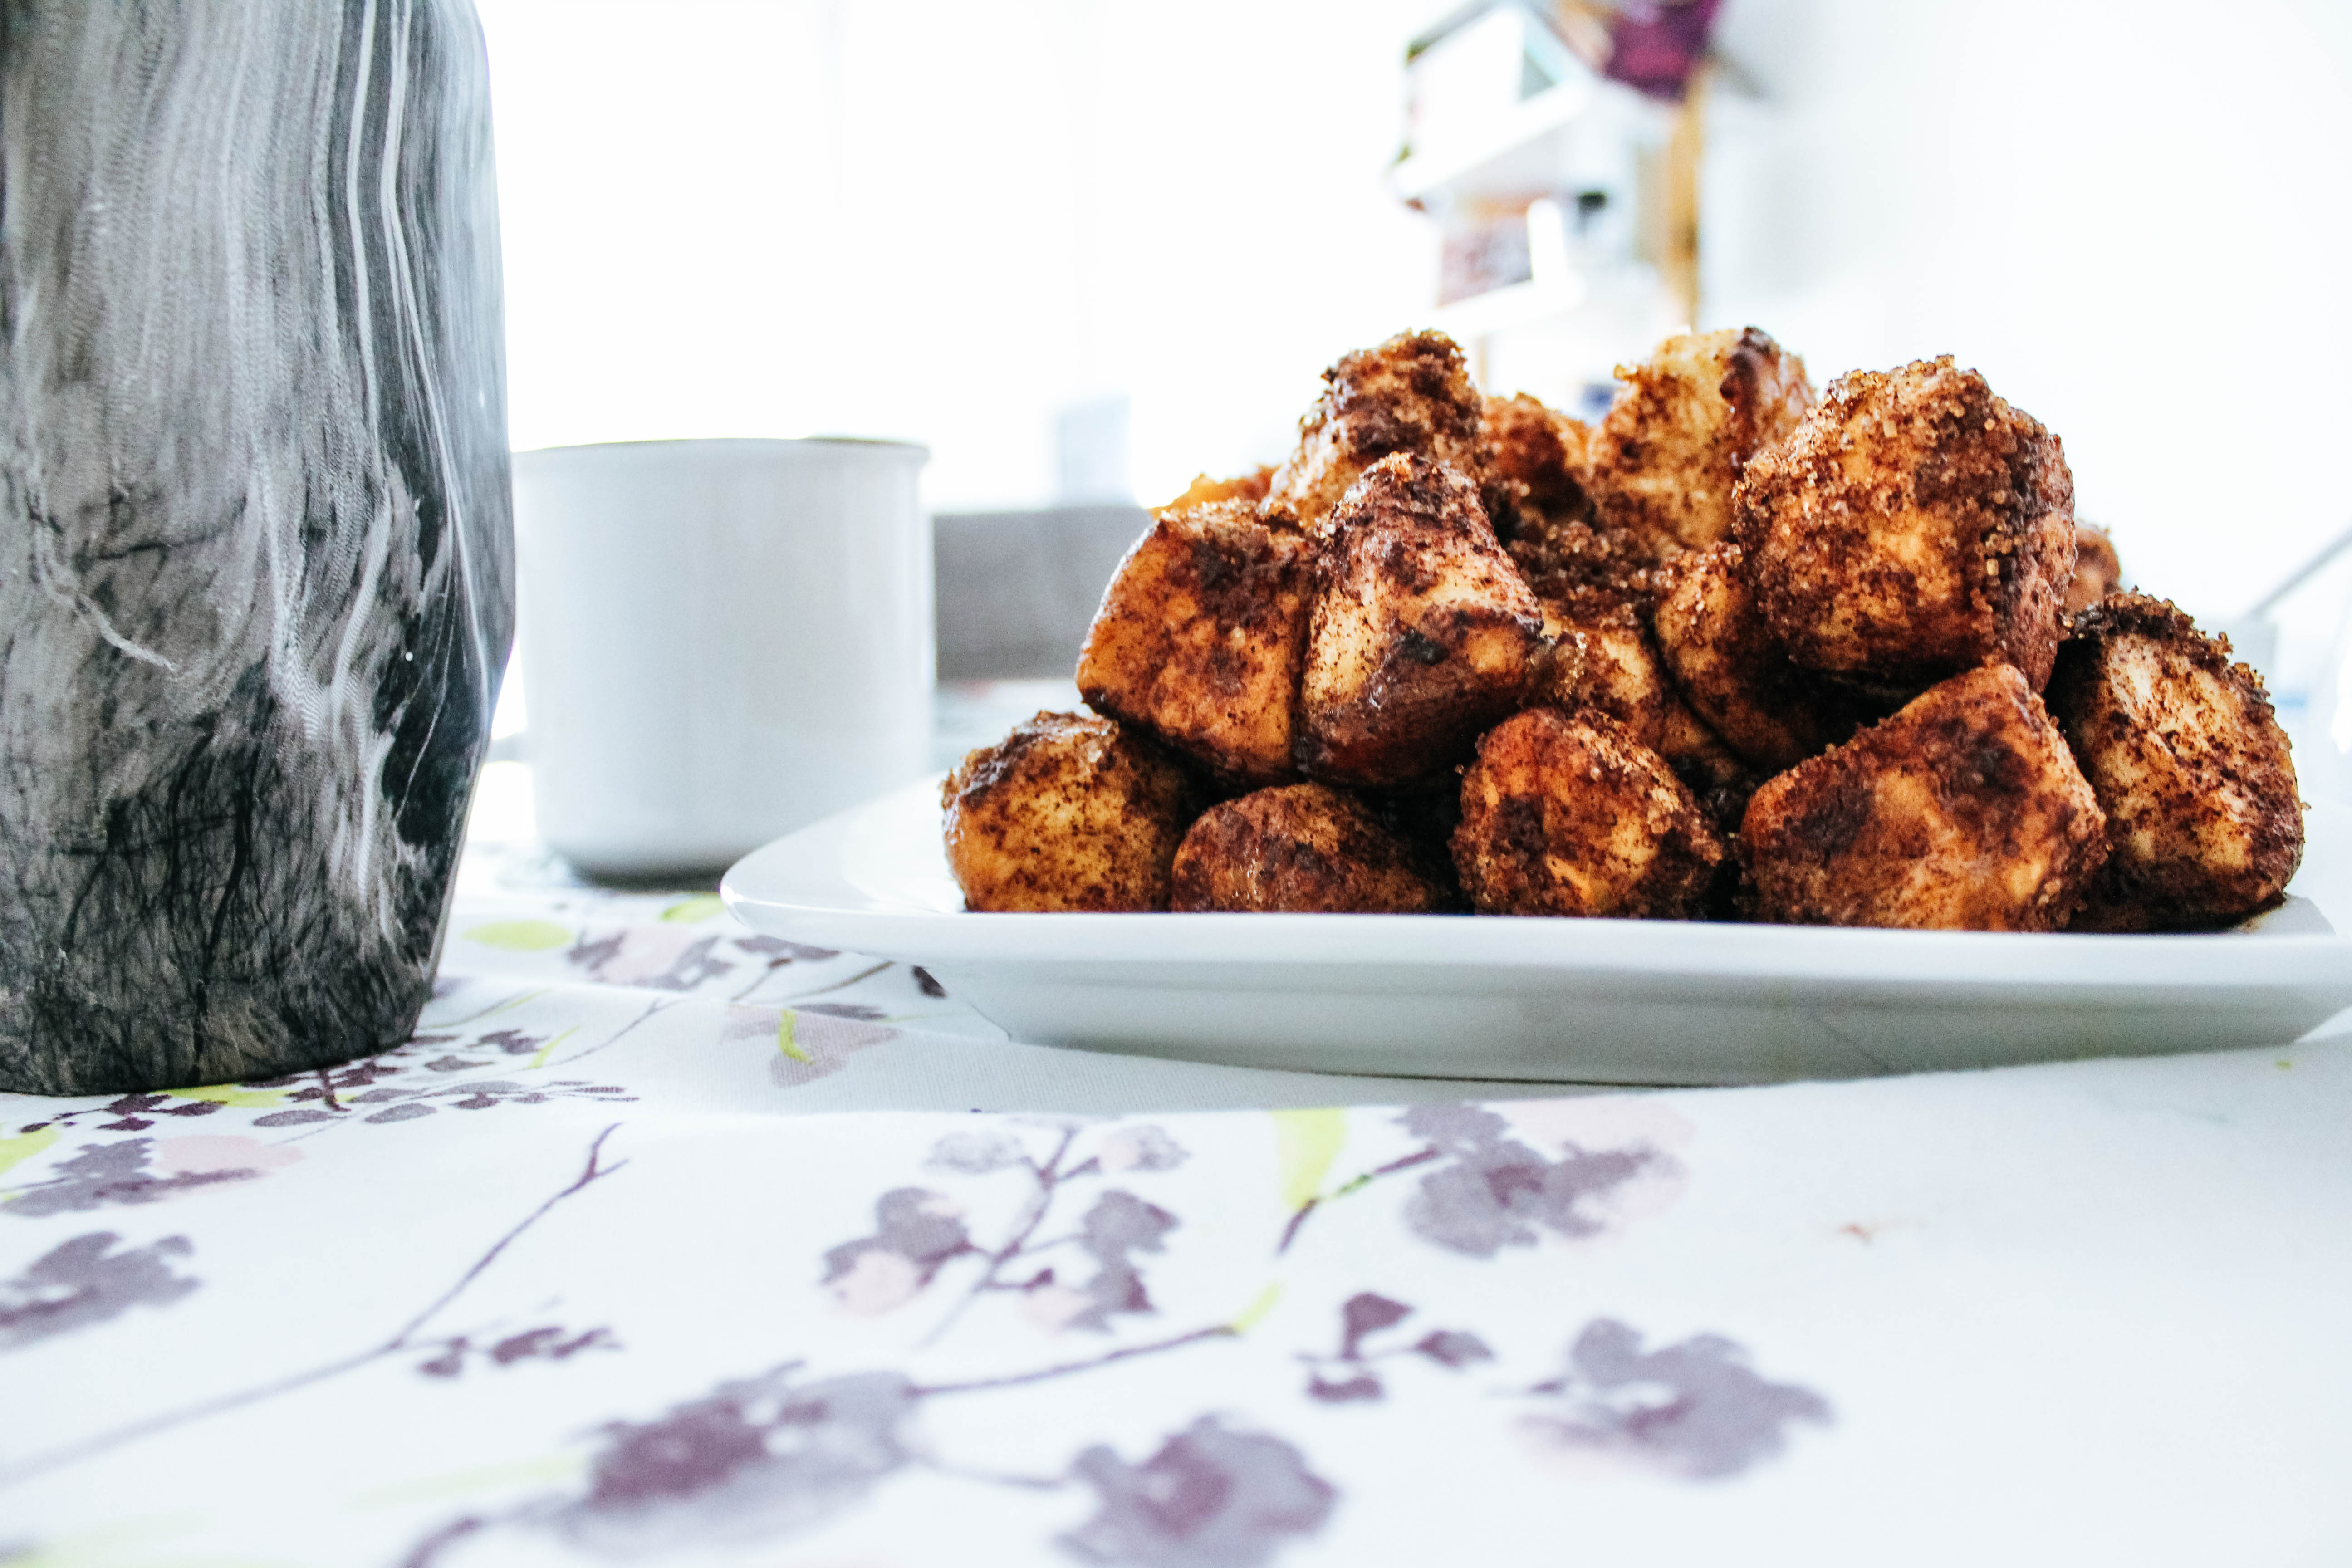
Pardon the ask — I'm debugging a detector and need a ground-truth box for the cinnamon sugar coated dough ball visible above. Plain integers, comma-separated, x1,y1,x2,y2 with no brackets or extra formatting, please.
2047,593,2303,931
1530,592,1748,799
1451,708,1726,919
2064,524,2123,616
1740,665,2107,930
1508,518,1656,613
1650,541,1856,773
1078,498,1311,788
1298,453,1545,787
1163,465,1274,512
1478,391,1592,540
1171,783,1451,913
1735,356,2077,695
1266,330,1485,533
942,712,1195,912
1585,327,1814,559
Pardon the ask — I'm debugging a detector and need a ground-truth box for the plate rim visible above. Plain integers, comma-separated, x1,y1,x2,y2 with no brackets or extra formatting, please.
720,779,2352,998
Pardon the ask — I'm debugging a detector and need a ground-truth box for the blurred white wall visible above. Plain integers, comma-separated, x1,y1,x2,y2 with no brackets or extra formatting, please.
477,0,1436,512
1705,0,2352,648
480,0,2352,670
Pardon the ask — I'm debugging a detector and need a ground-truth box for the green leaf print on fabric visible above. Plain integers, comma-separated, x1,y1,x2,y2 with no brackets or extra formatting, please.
1272,1109,1345,1212
164,1083,292,1109
461,920,575,952
0,1126,59,1180
659,895,727,925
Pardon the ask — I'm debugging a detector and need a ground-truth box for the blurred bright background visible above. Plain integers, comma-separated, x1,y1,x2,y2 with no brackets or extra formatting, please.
475,0,2352,693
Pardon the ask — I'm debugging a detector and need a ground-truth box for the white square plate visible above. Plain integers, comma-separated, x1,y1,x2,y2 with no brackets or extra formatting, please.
720,780,2352,1085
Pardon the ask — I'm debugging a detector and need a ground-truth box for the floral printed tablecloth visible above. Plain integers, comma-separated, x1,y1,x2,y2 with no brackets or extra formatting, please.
5,843,2351,1567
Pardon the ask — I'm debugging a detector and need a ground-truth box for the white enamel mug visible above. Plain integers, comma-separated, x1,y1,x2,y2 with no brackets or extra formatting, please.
512,438,932,876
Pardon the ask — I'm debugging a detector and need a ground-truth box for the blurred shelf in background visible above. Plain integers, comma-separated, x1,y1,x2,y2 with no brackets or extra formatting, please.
1395,0,1732,410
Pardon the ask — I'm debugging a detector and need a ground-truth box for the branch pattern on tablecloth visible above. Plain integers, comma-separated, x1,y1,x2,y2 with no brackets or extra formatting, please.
401,1117,1340,1565
388,1106,1827,1566
822,1121,1194,1339
2,1010,1838,1568
0,1125,629,1490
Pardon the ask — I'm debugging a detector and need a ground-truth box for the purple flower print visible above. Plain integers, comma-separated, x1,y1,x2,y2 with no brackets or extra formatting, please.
2,1139,267,1217
1039,1190,1179,1334
1096,1125,1186,1173
1414,1330,1491,1368
823,1189,980,1316
1062,1416,1337,1568
719,1006,898,1089
567,928,737,991
2,1127,630,1496
1397,1104,1659,1258
1299,1292,1493,1404
1519,1319,1831,1480
925,1129,1029,1175
1276,1101,1685,1258
831,1121,1193,1338
392,1117,1330,1567
551,1367,920,1556
0,1231,198,1349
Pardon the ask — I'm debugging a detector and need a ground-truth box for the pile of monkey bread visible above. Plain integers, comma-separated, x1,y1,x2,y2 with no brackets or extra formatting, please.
941,327,2304,933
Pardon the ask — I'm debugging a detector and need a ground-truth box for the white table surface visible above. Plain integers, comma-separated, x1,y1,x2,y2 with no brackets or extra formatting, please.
5,687,2348,1566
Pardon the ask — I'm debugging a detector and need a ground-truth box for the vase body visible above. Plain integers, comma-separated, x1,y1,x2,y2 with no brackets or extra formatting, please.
0,1,512,1093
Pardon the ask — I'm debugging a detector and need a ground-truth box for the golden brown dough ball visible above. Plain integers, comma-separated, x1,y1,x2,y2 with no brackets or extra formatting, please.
2047,593,2303,931
1077,498,1311,788
1163,466,1275,512
1739,664,2107,930
942,711,1195,912
1531,593,1748,800
1584,327,1814,560
2064,524,2124,616
1451,708,1726,919
1298,453,1546,788
1650,541,1858,773
1478,391,1592,540
1735,356,2076,695
1265,330,1485,533
1171,783,1451,913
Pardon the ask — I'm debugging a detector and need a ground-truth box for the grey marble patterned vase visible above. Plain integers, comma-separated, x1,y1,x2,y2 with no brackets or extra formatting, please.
0,1,512,1094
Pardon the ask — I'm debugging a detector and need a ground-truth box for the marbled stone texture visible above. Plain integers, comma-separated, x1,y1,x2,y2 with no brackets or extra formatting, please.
0,1,513,1093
